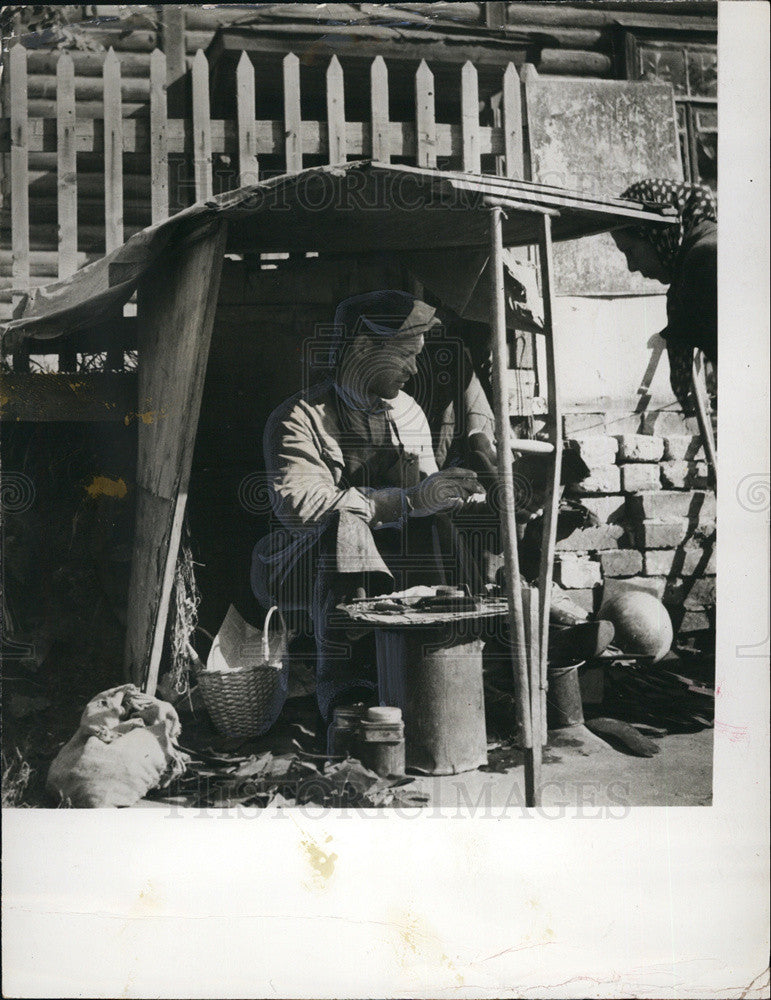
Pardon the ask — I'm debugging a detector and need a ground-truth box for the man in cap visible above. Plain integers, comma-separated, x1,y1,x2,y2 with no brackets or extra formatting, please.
252,291,483,726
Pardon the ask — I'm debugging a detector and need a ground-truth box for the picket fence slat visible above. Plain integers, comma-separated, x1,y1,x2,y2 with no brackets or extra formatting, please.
283,53,302,174
502,62,524,179
192,50,213,200
56,53,78,279
10,44,30,308
103,48,124,252
415,60,436,168
326,56,346,165
236,51,259,185
370,57,389,163
461,61,481,173
150,49,169,223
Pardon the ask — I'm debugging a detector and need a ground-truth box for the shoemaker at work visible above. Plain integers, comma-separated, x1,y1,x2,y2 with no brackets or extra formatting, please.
611,179,717,411
252,291,484,725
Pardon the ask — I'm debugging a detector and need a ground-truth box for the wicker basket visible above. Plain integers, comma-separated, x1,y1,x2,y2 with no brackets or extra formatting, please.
195,606,289,740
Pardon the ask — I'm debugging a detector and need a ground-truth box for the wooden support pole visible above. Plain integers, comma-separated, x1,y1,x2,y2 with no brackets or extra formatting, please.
488,207,537,803
124,222,228,692
536,213,563,749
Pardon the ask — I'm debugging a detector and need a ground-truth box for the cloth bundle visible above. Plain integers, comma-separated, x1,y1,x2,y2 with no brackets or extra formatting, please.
46,684,189,807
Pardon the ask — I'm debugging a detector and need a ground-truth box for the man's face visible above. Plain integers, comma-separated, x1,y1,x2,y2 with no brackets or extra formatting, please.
342,334,425,400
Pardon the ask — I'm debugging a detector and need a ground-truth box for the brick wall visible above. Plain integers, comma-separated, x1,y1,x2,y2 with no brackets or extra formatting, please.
555,414,716,635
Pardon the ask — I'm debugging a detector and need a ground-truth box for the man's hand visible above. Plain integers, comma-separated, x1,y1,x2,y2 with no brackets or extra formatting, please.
407,468,482,516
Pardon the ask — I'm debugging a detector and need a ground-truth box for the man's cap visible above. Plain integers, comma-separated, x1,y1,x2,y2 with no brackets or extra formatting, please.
329,290,440,366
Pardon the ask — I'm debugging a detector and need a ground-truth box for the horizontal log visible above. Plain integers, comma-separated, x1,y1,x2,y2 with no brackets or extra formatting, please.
27,171,152,198
0,219,144,252
183,7,262,31
505,2,715,29
0,249,101,274
1,115,505,159
501,24,609,50
389,3,484,25
0,372,138,422
537,49,613,76
25,99,149,119
25,49,155,78
27,74,151,103
24,152,153,174
16,198,153,227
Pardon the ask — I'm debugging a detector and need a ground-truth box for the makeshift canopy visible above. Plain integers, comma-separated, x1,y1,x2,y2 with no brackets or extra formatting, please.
0,160,674,350
1,161,674,807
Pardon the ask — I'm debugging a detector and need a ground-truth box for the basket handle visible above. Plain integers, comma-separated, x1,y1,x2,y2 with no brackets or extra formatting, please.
262,605,286,663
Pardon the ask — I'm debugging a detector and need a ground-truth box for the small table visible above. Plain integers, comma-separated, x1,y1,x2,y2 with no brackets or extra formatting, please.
336,598,509,775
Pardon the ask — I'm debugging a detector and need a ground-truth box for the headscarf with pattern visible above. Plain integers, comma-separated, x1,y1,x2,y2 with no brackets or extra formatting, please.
620,179,716,282
619,179,717,412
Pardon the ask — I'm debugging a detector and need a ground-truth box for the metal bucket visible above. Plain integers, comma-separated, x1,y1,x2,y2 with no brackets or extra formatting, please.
375,626,487,775
547,664,585,728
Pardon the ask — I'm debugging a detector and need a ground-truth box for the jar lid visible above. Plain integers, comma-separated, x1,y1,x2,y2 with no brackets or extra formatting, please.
367,705,402,723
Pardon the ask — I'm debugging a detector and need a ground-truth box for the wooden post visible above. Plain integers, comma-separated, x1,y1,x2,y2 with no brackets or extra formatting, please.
415,60,436,168
370,56,390,163
461,61,481,174
489,207,536,802
191,50,213,201
56,52,77,280
124,221,228,692
536,213,563,749
326,55,346,165
236,50,258,186
150,49,169,223
283,53,302,174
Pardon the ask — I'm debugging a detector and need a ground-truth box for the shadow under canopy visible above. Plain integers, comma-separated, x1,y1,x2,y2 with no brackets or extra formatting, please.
1,160,674,807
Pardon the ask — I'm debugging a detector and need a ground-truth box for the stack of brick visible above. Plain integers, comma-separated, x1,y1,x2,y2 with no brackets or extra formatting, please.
554,422,716,634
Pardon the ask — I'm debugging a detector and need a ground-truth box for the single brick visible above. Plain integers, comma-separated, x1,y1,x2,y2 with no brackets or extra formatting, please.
600,549,644,577
572,465,622,495
574,495,626,524
555,554,603,589
556,524,625,552
660,461,711,489
641,411,701,436
627,490,716,522
560,587,601,615
566,435,619,467
633,519,690,549
563,413,607,436
644,546,716,576
621,464,661,493
683,577,716,610
664,435,705,461
615,433,665,463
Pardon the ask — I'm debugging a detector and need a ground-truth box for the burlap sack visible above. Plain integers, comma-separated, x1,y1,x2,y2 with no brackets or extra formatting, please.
46,684,189,807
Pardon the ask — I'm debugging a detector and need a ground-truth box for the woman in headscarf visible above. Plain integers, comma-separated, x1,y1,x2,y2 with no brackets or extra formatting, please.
612,179,717,411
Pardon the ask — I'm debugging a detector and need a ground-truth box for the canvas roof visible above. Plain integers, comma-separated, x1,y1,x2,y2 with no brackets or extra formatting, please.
1,161,675,349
